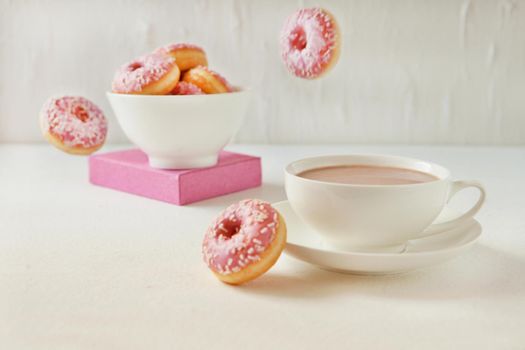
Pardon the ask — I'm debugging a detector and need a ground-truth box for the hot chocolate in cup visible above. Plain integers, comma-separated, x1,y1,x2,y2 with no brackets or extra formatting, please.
284,154,486,253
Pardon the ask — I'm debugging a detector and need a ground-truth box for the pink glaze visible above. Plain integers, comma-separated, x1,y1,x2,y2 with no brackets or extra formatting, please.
154,43,205,55
202,199,280,275
40,96,107,149
280,8,339,79
171,81,204,95
112,53,175,93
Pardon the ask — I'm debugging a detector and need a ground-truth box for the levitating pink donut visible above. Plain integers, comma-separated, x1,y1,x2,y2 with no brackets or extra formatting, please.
40,96,107,155
280,8,341,79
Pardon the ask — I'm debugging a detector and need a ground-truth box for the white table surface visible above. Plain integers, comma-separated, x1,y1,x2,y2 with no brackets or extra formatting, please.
1,144,524,349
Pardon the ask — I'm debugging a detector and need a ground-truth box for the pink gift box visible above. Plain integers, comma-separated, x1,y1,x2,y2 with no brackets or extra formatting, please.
89,149,262,205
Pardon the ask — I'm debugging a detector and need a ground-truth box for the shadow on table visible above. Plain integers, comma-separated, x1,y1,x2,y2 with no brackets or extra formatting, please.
236,244,525,300
188,182,285,208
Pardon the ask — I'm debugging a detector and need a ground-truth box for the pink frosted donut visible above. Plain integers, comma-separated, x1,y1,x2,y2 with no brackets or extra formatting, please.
111,53,180,95
202,199,287,285
155,43,204,53
170,81,204,95
182,66,233,94
39,96,107,155
154,43,208,72
280,7,341,79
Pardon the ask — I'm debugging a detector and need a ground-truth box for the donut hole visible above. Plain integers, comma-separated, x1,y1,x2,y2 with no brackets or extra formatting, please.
129,62,143,71
72,106,89,123
218,218,242,240
289,27,307,51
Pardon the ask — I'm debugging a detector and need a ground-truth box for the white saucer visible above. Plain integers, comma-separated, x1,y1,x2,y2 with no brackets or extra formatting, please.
275,201,482,275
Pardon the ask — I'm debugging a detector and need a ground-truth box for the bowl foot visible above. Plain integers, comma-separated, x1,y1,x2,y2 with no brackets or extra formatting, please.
148,155,218,169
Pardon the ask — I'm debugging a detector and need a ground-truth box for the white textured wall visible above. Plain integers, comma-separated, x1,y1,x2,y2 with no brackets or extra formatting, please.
1,0,524,144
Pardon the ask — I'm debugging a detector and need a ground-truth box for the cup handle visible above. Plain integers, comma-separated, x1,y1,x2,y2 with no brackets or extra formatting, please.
415,180,486,238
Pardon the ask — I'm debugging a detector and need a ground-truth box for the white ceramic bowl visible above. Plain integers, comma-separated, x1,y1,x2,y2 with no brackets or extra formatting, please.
106,90,250,169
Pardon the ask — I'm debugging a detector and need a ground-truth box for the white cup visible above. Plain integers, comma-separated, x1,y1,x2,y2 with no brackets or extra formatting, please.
285,154,486,252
